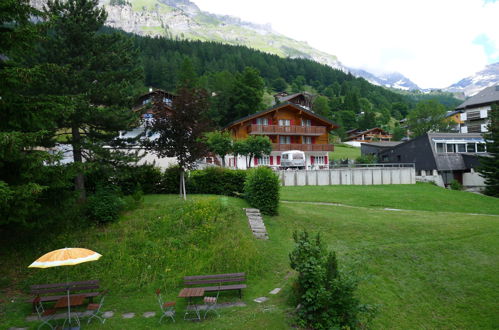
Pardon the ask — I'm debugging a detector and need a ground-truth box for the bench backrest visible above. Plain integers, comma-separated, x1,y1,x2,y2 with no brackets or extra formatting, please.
30,280,99,295
184,273,245,286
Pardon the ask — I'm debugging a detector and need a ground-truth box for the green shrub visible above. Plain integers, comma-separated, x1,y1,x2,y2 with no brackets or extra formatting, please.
355,154,377,164
450,179,463,191
188,167,247,196
116,165,162,194
85,187,125,223
289,230,376,329
244,167,280,215
158,165,182,194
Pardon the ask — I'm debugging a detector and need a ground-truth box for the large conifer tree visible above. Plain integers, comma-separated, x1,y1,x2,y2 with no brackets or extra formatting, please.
479,104,499,197
0,0,72,227
40,0,143,200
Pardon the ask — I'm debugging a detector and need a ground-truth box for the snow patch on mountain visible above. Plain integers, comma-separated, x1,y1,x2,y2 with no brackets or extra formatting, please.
445,62,499,96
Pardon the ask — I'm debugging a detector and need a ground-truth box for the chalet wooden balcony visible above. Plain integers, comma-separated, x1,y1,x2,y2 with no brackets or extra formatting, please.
248,124,326,136
272,143,334,151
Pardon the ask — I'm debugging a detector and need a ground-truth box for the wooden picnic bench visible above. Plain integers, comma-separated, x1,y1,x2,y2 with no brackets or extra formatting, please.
26,280,101,305
183,273,247,298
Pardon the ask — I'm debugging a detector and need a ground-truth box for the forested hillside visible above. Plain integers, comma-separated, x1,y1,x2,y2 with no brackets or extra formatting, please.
126,32,414,128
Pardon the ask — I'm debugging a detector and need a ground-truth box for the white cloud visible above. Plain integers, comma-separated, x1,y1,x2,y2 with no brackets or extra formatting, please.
193,0,499,88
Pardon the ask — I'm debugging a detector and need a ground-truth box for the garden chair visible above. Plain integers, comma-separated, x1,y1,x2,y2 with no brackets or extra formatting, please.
33,295,57,330
156,289,176,323
203,286,220,319
87,290,108,324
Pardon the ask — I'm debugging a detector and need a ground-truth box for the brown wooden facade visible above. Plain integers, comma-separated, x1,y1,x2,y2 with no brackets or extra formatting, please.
133,89,175,117
226,102,337,167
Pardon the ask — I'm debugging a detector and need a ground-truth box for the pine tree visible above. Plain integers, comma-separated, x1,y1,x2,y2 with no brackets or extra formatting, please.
229,67,265,121
478,104,499,197
0,0,73,227
40,0,143,201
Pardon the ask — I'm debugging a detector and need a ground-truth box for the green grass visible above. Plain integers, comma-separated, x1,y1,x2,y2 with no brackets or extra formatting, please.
1,186,498,329
330,143,361,160
281,183,499,214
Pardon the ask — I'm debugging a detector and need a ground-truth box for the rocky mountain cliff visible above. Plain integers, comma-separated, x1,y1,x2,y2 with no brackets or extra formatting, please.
445,62,499,96
31,0,343,70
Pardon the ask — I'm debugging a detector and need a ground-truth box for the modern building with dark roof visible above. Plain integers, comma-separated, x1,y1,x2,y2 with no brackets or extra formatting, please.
361,141,403,158
377,133,488,188
456,85,499,133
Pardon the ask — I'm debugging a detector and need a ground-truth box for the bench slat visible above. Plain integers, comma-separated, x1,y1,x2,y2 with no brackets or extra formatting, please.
26,292,100,303
184,273,245,281
184,277,245,285
203,284,247,292
30,280,99,290
31,285,100,295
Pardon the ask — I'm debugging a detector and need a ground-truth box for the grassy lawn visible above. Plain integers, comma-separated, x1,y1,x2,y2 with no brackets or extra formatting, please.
281,183,499,215
1,185,498,329
330,143,361,160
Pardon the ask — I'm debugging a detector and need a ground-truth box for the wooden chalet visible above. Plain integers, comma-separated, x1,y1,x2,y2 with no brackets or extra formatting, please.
225,102,338,169
133,89,175,118
346,127,392,143
274,92,314,110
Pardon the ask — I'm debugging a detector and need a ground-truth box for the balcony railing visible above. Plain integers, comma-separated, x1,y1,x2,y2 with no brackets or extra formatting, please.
249,124,326,136
272,143,334,151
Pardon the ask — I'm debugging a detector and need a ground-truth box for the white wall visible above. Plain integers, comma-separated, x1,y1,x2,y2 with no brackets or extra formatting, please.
279,167,415,186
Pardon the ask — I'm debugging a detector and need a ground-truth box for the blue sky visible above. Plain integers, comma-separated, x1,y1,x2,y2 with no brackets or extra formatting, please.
194,0,499,88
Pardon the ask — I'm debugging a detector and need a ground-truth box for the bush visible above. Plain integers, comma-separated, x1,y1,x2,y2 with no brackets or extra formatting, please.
85,187,125,223
289,230,376,329
158,165,182,194
356,154,377,164
188,167,246,196
244,166,280,215
116,165,162,195
450,179,463,191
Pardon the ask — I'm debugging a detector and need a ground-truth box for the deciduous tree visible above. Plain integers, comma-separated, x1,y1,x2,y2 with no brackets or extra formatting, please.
204,130,232,167
406,100,452,137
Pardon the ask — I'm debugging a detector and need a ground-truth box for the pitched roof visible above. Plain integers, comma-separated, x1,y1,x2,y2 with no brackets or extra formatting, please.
276,92,312,103
455,85,499,110
224,101,338,129
346,127,391,140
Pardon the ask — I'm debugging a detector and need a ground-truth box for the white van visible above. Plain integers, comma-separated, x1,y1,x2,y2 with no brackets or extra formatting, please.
280,150,306,169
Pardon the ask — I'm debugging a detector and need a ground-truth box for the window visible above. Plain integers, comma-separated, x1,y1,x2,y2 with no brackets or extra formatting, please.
302,119,311,127
278,119,290,126
436,143,445,153
258,156,270,165
142,98,151,105
292,152,304,160
303,136,312,144
467,143,476,153
457,144,466,153
315,156,325,164
477,143,486,152
282,153,289,160
256,118,268,125
446,144,455,153
279,136,291,144
163,97,172,106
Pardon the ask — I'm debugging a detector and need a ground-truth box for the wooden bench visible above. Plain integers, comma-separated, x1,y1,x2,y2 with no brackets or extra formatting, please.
183,273,246,298
26,280,101,305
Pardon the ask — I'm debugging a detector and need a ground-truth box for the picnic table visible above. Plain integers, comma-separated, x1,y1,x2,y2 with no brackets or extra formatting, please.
54,294,86,329
178,287,205,321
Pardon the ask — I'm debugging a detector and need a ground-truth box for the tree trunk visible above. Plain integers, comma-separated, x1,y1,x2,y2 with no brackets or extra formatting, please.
179,169,183,198
182,171,186,200
71,125,86,203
